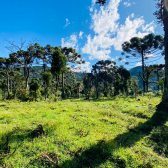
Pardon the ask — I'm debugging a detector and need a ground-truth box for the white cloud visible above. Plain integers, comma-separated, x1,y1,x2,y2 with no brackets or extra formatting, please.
73,61,91,73
144,54,156,58
142,22,155,33
64,18,70,28
135,62,142,66
123,2,131,7
79,31,84,39
61,34,78,51
89,0,96,12
113,16,152,51
82,0,156,60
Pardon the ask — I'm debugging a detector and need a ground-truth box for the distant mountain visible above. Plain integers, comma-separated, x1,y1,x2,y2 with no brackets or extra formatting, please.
74,72,84,81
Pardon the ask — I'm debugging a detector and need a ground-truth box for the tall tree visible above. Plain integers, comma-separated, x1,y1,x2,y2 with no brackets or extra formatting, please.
121,33,164,93
9,42,39,90
92,60,116,98
0,57,13,98
154,0,168,103
51,50,68,94
83,73,94,99
42,72,53,100
55,47,85,98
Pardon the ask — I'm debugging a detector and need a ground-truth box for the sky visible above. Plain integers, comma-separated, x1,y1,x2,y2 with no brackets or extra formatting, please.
0,0,165,72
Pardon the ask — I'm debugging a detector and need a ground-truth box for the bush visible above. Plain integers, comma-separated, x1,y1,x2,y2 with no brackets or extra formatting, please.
18,89,29,101
154,90,162,97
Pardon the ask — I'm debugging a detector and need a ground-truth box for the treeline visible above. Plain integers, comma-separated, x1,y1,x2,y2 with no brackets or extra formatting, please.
0,32,165,101
0,43,85,101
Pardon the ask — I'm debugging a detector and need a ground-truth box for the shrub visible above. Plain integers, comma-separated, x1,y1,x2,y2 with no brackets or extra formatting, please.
18,89,29,101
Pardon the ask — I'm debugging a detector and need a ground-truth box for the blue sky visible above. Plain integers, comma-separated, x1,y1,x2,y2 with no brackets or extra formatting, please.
0,0,164,72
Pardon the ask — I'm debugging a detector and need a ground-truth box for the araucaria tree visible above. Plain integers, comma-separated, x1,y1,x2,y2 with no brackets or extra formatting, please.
121,33,164,93
10,43,39,90
55,47,85,98
51,50,67,94
0,58,12,98
154,0,168,103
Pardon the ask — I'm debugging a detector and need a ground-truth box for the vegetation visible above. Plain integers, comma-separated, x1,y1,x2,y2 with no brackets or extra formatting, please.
121,33,164,93
0,0,168,167
1,96,168,167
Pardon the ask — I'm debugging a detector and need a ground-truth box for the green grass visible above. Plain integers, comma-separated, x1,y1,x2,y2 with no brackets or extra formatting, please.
0,96,168,168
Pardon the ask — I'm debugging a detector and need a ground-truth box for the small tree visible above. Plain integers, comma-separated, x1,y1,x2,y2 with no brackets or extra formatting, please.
29,79,40,101
42,72,52,100
131,76,139,99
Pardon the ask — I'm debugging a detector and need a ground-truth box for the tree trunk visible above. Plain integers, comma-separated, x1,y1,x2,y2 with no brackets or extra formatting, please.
141,51,145,93
45,87,47,100
78,87,80,98
13,70,16,99
25,68,29,90
62,72,64,98
146,83,149,92
25,77,29,90
162,5,168,102
6,71,10,98
10,79,12,93
157,69,160,91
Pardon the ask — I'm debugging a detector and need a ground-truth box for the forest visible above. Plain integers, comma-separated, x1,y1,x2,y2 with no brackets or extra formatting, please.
0,0,168,167
0,36,165,101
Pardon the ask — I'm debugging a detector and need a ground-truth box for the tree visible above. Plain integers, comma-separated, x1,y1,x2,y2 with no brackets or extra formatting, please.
131,76,139,99
0,57,13,98
9,44,39,90
117,67,131,95
55,47,85,98
42,72,52,100
29,79,40,101
76,82,82,98
121,33,164,93
92,60,116,97
153,64,165,91
51,50,68,94
83,73,94,99
139,65,156,92
154,0,168,103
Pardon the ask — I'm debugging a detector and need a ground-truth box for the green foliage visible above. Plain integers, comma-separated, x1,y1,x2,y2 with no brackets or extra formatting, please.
0,97,168,167
19,89,29,101
51,50,67,76
121,33,164,93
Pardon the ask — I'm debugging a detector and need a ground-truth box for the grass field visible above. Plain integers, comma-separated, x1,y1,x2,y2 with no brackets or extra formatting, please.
0,97,168,168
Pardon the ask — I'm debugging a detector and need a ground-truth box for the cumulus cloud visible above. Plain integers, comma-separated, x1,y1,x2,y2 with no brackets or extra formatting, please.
113,16,155,50
73,61,91,73
64,18,70,28
82,0,156,60
135,62,142,66
61,34,78,51
79,31,84,39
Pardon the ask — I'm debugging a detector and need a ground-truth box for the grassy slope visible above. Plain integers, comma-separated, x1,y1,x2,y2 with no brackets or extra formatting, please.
0,97,168,168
